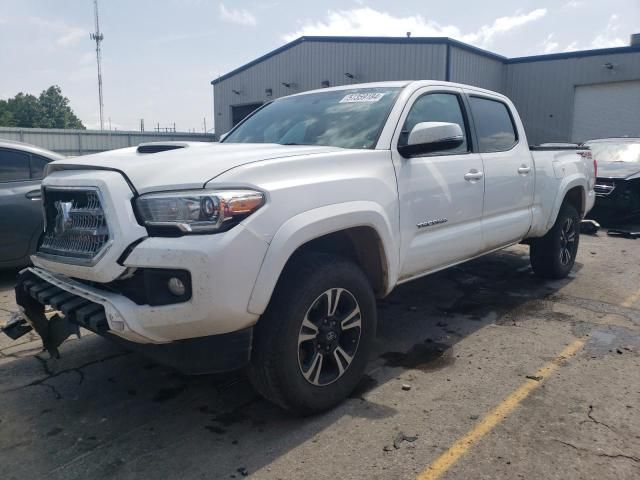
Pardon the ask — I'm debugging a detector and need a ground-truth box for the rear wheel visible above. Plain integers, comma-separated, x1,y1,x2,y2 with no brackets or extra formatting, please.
248,252,376,415
530,203,580,279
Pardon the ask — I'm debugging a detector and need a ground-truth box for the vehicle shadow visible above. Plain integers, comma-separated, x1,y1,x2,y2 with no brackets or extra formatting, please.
0,246,581,479
0,267,20,290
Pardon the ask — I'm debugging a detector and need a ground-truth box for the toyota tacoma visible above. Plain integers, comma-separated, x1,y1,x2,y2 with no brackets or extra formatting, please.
4,81,596,414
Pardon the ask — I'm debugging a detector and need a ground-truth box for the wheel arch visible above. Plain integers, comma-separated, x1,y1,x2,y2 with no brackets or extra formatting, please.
563,185,586,217
546,177,587,231
247,202,398,315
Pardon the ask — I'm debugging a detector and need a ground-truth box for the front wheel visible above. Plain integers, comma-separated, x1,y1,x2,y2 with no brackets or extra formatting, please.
247,252,376,415
530,203,580,279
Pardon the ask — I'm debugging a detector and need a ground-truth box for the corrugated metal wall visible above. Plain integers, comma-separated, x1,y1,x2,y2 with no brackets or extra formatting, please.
213,39,640,145
449,46,504,92
504,52,640,144
0,127,215,156
214,41,448,135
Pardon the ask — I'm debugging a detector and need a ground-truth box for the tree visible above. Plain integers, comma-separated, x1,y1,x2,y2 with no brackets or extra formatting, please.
6,93,42,128
38,86,85,129
0,86,85,129
0,100,14,126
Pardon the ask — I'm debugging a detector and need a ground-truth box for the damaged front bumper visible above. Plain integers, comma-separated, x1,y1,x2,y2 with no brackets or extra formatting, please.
2,268,254,374
5,269,106,357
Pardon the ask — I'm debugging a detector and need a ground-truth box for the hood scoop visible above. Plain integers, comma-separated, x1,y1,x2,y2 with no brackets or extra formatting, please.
137,143,187,154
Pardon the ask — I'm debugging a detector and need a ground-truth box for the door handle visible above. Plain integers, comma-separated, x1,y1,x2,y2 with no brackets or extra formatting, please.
25,190,42,200
518,165,531,175
464,170,484,182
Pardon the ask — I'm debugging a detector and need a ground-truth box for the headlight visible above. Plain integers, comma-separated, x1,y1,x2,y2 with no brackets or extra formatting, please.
136,189,264,234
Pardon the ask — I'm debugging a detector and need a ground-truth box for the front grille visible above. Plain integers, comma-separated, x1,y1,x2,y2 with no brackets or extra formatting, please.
38,188,110,263
594,178,616,196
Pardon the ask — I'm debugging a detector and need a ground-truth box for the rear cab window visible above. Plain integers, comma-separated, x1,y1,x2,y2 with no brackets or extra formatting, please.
468,96,518,152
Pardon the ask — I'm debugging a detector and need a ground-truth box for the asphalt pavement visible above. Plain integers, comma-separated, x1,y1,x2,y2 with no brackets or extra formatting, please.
0,233,639,479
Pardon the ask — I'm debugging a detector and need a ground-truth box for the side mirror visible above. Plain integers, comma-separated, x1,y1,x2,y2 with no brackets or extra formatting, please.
398,122,464,158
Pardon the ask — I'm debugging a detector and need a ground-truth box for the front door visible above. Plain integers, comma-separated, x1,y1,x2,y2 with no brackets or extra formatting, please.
465,93,534,248
392,87,486,280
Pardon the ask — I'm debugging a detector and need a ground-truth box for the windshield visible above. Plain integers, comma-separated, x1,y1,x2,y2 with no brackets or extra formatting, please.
584,140,640,163
222,87,401,149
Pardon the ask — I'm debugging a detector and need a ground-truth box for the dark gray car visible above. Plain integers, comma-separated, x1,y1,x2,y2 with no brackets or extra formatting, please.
0,140,63,268
585,138,640,223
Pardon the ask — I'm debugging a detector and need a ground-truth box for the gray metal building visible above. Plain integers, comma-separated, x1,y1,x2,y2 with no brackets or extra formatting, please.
211,36,640,144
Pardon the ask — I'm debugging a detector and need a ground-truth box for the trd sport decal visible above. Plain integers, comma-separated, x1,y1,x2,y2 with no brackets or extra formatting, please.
417,218,448,229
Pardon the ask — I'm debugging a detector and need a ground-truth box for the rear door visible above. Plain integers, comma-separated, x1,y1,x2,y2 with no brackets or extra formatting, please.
392,86,485,279
465,93,534,248
0,148,47,263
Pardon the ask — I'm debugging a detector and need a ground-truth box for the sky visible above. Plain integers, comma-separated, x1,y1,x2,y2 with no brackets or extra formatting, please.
0,0,638,133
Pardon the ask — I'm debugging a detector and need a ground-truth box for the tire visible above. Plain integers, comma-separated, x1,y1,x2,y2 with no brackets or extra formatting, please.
530,203,580,279
247,252,377,415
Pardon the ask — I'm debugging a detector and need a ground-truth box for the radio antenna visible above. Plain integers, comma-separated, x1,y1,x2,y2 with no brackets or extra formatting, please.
90,0,105,130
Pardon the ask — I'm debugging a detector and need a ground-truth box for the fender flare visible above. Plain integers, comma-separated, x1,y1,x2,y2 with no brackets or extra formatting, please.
546,175,587,231
247,201,398,315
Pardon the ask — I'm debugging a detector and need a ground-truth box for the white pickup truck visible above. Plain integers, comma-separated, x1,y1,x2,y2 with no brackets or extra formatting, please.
5,81,595,414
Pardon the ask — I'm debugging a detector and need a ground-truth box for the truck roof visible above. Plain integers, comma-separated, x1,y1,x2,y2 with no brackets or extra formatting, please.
288,80,507,100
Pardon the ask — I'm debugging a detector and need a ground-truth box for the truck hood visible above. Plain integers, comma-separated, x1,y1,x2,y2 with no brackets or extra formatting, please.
596,162,640,180
47,142,342,193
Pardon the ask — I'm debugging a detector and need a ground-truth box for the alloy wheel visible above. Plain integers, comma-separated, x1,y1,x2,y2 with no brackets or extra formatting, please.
297,288,362,386
559,217,576,266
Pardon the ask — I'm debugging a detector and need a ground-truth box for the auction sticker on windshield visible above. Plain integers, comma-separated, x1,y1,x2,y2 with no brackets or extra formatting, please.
339,93,385,103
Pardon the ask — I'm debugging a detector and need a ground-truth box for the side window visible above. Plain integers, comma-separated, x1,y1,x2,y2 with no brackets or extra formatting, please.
30,155,50,180
0,149,30,182
468,97,517,152
399,93,469,154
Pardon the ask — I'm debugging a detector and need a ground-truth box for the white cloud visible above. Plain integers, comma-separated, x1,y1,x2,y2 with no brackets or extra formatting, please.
541,33,559,53
284,8,458,41
590,14,626,48
542,14,626,54
219,4,257,26
283,7,547,47
470,9,546,45
564,41,579,52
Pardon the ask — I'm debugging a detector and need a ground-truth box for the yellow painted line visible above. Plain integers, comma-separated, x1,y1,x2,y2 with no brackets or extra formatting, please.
416,338,585,480
621,288,640,308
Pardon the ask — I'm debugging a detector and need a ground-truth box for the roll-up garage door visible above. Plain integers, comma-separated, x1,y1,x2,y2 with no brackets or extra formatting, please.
571,80,640,142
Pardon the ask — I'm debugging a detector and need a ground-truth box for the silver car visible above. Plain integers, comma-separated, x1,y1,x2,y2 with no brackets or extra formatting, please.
0,140,63,268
